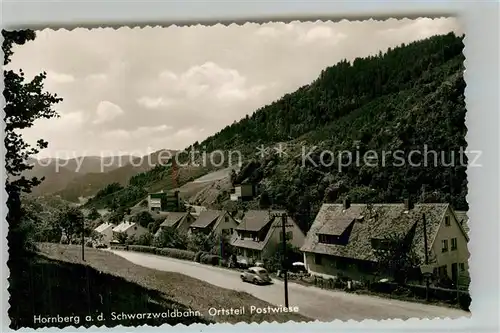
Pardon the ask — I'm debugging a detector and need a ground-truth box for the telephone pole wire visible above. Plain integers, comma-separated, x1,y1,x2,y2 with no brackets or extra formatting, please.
269,210,289,307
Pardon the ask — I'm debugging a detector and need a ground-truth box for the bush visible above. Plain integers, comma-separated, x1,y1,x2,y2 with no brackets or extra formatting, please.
200,254,220,266
194,251,205,263
458,293,471,311
128,245,157,254
155,248,195,261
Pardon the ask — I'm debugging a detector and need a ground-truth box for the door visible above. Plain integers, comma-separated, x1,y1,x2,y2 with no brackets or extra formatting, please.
451,263,458,283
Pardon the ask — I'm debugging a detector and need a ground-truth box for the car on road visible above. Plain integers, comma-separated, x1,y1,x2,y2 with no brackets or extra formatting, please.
240,267,272,285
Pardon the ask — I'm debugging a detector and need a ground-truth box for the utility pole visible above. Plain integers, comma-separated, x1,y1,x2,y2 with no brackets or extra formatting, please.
81,219,85,261
269,210,289,307
423,213,429,301
220,233,224,266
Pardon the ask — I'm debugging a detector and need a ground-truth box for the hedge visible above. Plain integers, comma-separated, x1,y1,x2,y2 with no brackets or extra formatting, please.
128,245,157,254
155,248,196,261
110,244,196,261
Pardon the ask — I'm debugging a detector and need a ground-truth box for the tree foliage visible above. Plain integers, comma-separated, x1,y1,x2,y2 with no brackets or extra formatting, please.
56,206,84,244
153,229,188,249
131,211,154,228
4,29,63,255
372,233,422,284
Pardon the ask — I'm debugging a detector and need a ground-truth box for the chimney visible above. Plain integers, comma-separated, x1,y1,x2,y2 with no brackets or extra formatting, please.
404,198,414,210
343,197,351,210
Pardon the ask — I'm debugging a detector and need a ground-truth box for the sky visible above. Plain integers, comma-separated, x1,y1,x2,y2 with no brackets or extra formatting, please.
8,17,462,159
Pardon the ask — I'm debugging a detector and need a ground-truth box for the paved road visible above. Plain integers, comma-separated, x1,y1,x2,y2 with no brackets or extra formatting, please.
110,250,469,322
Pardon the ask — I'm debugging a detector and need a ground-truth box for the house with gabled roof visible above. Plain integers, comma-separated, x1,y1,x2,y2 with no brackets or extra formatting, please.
154,212,195,237
188,210,239,237
230,210,306,264
301,199,470,285
112,221,148,243
94,222,116,245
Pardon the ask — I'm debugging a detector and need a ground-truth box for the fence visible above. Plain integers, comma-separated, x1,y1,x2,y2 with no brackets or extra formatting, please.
311,275,471,310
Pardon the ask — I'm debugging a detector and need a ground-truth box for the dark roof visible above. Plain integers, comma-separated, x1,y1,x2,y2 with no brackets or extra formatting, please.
190,210,222,228
231,212,300,250
151,211,171,221
455,211,469,233
301,203,450,262
317,217,355,235
160,212,188,228
231,217,280,250
235,210,273,232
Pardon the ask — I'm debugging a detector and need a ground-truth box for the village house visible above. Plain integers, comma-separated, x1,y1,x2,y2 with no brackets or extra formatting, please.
230,181,260,202
148,190,181,212
154,212,195,237
188,210,239,237
94,222,115,245
230,210,306,264
112,221,148,243
301,199,470,286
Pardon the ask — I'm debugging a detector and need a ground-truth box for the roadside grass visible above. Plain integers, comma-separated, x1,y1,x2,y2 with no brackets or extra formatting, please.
9,252,209,329
37,244,311,324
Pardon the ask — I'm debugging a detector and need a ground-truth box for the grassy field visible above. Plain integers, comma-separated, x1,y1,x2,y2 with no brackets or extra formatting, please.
9,252,210,329
35,244,311,325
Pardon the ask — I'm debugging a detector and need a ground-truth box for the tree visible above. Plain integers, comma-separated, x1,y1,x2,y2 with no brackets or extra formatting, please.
258,191,272,209
154,228,188,249
4,29,63,255
372,233,422,284
56,207,84,244
115,232,128,244
87,207,101,221
132,211,154,228
187,232,216,252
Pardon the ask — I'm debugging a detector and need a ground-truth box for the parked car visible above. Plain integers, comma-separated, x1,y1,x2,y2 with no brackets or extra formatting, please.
240,267,272,285
95,243,107,249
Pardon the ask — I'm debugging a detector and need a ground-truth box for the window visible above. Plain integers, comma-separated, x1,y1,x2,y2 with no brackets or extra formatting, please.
134,226,137,231
286,231,293,240
445,216,451,226
451,237,457,250
314,254,322,265
441,239,448,252
230,228,233,234
225,215,229,223
459,263,465,272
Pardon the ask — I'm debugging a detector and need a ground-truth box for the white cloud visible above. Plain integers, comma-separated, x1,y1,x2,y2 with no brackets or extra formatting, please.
85,73,107,82
298,26,347,44
379,18,460,41
159,62,266,102
45,70,75,83
93,101,125,124
255,26,281,37
137,96,176,109
132,124,172,137
102,124,173,140
102,129,130,140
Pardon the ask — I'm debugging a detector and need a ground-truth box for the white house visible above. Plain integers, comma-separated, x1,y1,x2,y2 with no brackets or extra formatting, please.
94,222,115,245
112,221,148,242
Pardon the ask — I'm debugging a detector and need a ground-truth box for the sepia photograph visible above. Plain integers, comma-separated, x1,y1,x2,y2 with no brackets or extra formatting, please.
4,17,471,329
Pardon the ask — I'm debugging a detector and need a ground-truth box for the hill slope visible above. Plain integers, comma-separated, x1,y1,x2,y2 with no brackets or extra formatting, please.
84,33,467,232
54,149,178,202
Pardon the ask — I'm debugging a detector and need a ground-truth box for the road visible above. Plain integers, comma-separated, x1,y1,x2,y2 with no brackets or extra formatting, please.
110,250,469,321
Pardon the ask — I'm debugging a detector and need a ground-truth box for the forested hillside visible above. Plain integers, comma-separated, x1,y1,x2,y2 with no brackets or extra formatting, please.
85,32,467,232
